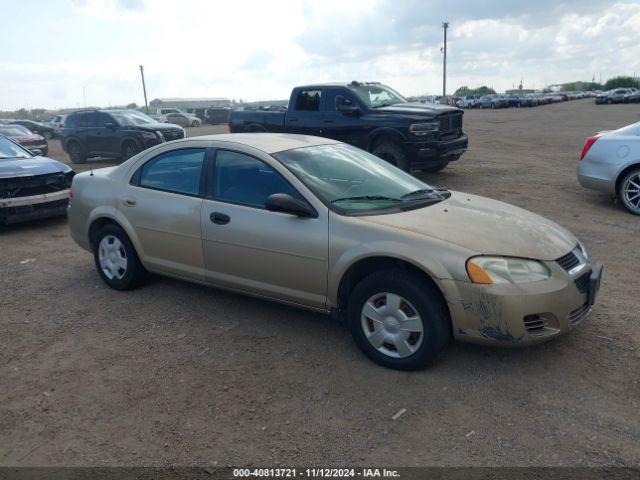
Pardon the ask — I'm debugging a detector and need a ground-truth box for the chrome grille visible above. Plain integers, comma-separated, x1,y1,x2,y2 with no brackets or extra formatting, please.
574,271,591,294
556,250,580,271
162,129,184,141
438,112,462,134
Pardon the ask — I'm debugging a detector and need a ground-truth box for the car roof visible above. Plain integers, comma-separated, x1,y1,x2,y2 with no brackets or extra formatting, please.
192,133,341,154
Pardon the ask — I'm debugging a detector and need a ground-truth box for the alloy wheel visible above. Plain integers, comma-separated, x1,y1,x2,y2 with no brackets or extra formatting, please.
361,292,424,358
98,235,128,280
622,173,640,214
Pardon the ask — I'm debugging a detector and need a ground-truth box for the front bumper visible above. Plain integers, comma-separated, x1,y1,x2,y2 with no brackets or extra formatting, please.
443,261,602,346
405,134,468,168
0,189,70,224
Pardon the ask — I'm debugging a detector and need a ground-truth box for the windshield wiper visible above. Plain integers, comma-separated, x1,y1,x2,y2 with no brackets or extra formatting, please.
401,187,450,200
331,195,402,204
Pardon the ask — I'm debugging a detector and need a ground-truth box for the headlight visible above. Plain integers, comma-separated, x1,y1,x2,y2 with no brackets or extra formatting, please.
155,131,165,141
578,242,588,260
466,256,550,285
141,131,157,139
182,128,187,138
409,122,439,136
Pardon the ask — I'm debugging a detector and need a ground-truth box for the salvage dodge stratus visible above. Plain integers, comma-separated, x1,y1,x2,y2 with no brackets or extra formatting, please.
68,134,602,370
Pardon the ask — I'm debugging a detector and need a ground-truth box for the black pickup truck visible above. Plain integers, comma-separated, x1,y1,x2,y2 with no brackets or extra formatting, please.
228,81,468,172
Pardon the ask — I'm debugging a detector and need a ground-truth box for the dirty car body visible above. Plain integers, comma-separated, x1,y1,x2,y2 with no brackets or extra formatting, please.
0,135,74,225
68,133,602,369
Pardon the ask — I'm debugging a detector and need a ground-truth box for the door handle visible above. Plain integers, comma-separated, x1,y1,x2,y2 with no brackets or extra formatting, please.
323,119,334,124
210,212,230,225
288,118,298,123
123,196,137,206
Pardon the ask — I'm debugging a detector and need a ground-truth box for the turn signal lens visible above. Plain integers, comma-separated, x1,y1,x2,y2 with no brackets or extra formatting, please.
466,260,493,284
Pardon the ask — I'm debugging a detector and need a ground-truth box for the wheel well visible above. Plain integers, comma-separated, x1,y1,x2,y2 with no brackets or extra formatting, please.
368,131,405,152
89,217,120,249
337,256,450,323
615,163,640,194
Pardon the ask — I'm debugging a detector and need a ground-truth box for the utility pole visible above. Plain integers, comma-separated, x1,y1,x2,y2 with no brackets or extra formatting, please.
442,21,449,99
139,65,149,113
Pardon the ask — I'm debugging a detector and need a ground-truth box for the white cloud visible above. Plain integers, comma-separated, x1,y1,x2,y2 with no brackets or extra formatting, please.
1,0,639,110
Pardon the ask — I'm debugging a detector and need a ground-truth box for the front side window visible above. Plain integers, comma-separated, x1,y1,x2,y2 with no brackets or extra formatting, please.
139,148,205,196
294,90,322,112
213,150,300,208
351,84,406,108
274,143,447,215
110,110,156,126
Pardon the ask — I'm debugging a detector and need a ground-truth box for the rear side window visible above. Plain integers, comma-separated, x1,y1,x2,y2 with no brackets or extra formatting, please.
138,148,206,196
294,90,322,111
213,150,301,208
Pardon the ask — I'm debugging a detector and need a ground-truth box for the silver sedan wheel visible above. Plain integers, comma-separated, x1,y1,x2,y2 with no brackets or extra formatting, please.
98,235,128,280
361,292,424,358
622,173,640,214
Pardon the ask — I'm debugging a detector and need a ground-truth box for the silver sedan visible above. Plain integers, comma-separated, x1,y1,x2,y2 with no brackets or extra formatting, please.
577,121,640,215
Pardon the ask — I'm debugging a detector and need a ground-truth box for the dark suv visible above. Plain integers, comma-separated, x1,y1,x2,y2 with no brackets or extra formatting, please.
60,109,185,164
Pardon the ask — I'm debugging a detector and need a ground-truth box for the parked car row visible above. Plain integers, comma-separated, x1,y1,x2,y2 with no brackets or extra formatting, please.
456,91,597,109
0,124,49,155
595,88,640,104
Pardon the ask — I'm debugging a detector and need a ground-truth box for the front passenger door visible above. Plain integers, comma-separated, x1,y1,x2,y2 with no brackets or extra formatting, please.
201,149,328,308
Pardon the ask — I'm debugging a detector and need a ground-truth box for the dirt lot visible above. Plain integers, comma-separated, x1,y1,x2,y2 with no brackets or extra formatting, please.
2,100,639,467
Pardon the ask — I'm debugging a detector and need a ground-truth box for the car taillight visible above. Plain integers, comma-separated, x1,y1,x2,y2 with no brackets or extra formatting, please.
69,184,73,198
580,135,600,160
227,121,234,133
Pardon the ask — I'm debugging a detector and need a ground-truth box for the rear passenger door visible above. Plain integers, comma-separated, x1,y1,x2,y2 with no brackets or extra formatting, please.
125,147,208,280
285,89,324,136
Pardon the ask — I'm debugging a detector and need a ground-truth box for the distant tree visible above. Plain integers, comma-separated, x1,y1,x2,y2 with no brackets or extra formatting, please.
603,76,640,90
126,102,138,109
454,85,496,96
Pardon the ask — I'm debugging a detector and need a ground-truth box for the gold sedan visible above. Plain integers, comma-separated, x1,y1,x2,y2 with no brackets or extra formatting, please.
68,134,602,370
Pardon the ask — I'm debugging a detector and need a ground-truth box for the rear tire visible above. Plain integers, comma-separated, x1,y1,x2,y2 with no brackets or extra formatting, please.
618,168,640,215
371,141,410,172
67,141,86,164
92,224,146,290
43,131,53,140
347,269,450,370
191,120,199,127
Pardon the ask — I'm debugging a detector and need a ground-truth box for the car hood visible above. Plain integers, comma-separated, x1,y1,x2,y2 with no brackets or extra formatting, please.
374,102,461,118
0,156,71,178
361,191,577,261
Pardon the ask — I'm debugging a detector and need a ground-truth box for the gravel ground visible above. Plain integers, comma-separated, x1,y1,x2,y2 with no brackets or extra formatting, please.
1,100,639,467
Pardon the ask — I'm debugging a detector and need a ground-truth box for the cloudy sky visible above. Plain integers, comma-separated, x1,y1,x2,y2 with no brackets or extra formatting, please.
2,0,639,110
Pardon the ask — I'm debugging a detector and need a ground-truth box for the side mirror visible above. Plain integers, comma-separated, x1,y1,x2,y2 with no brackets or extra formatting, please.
105,123,115,129
265,193,316,218
29,148,43,156
336,96,361,116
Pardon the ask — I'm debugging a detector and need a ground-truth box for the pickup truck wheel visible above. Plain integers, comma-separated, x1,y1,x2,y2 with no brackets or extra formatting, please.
347,269,450,370
619,168,640,215
93,224,146,290
67,141,86,164
191,120,199,127
122,141,140,160
421,163,449,173
371,142,410,172
43,131,53,140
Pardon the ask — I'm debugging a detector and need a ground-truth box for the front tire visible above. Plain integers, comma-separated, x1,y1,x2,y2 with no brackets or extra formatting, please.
43,131,53,140
619,168,640,215
191,120,199,127
421,162,449,173
347,269,450,370
122,141,140,160
93,224,146,290
371,141,410,172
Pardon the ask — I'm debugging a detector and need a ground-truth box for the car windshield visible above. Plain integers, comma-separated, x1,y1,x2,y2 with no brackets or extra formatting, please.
0,135,32,159
274,143,447,215
109,110,156,126
0,125,31,136
351,84,407,108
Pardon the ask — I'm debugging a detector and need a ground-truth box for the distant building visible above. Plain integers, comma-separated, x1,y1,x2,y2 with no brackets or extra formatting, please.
150,97,231,109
